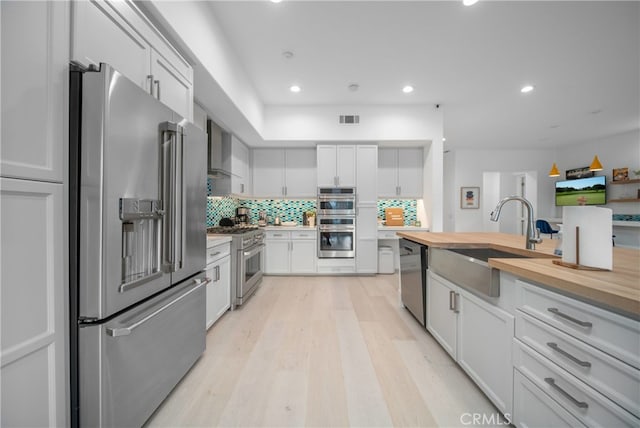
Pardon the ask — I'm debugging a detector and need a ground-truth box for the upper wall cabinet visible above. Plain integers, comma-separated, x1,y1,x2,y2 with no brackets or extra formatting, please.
253,148,316,198
1,0,68,182
317,145,356,187
71,0,193,121
226,134,251,196
378,148,423,198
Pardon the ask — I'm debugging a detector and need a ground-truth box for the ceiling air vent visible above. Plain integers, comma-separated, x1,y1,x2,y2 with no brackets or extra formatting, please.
339,115,360,124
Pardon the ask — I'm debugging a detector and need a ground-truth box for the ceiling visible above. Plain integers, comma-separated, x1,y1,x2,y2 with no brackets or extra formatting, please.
207,0,639,150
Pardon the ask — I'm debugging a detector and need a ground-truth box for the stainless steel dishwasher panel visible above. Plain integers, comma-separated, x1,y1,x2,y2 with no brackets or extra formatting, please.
79,275,206,427
400,239,426,326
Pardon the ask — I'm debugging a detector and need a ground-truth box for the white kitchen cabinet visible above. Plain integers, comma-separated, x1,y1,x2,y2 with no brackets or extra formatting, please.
284,149,317,197
150,49,193,121
224,134,251,196
427,271,514,416
1,178,66,427
426,271,458,358
355,146,378,273
71,0,193,120
513,370,586,428
512,279,640,426
317,145,356,187
1,2,68,426
1,0,68,182
205,242,231,329
253,150,285,197
378,148,423,198
265,230,317,274
253,148,316,197
457,287,514,416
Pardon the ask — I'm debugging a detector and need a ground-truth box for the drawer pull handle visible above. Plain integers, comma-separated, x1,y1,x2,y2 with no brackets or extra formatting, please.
544,377,589,409
210,251,221,257
547,342,592,368
547,308,593,328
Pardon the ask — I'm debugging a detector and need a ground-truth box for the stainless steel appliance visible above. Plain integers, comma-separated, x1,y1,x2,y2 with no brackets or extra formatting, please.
235,207,251,225
69,64,207,428
207,226,264,307
400,238,428,326
318,216,356,258
317,187,356,216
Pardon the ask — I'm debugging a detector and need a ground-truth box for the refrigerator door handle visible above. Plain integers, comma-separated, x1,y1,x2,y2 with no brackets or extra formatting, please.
160,122,183,273
106,277,209,337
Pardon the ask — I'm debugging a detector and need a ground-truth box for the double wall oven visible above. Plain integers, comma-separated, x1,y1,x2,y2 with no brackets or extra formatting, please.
317,187,356,258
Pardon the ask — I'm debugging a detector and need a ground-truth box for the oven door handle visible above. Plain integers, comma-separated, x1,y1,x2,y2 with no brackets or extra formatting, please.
243,244,265,258
319,226,355,231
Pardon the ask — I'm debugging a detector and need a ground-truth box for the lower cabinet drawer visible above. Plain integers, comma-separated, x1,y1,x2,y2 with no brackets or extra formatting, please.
207,243,231,265
515,280,640,369
514,339,639,427
516,311,640,418
513,369,586,428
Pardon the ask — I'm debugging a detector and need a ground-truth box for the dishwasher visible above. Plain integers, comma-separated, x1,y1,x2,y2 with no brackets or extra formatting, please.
399,238,428,326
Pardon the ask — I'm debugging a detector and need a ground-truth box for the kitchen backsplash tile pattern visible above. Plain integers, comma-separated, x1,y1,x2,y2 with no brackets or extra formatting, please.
378,199,417,225
206,178,420,227
240,199,316,224
612,214,640,221
206,196,238,227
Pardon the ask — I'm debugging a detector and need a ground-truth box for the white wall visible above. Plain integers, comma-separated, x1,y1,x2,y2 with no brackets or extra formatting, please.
447,148,551,232
262,104,442,142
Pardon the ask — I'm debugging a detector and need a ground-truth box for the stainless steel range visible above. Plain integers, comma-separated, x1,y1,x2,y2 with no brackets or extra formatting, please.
207,226,265,308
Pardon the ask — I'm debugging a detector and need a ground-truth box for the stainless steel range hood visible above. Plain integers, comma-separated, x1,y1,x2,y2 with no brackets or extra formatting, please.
207,119,231,179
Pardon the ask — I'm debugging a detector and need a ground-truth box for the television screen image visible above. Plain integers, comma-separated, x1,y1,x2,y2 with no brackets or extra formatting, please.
555,176,606,206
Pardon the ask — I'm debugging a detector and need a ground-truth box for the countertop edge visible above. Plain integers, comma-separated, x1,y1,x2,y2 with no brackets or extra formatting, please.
396,231,640,317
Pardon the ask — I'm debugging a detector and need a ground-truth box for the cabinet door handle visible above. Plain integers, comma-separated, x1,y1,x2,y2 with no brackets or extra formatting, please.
546,342,592,367
154,80,160,100
147,75,154,95
449,290,456,311
241,183,245,193
547,308,593,328
544,377,589,409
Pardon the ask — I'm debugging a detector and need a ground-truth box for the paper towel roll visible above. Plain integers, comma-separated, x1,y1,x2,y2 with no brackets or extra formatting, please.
562,206,612,270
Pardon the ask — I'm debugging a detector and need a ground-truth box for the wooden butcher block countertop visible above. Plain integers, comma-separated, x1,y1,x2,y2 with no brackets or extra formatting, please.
397,232,640,317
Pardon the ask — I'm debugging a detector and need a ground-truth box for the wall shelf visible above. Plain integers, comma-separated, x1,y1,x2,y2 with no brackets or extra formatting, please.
608,198,640,203
610,178,640,185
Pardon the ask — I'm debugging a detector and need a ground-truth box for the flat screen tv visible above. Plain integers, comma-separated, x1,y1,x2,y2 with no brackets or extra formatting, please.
555,176,606,206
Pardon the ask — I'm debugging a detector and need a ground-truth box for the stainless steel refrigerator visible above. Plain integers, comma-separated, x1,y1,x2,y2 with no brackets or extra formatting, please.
69,63,207,427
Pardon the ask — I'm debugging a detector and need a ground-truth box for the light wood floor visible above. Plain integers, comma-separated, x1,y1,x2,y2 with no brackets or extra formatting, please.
146,274,500,427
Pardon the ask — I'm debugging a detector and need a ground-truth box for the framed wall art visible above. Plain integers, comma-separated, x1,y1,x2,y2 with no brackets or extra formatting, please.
460,187,480,209
612,167,629,182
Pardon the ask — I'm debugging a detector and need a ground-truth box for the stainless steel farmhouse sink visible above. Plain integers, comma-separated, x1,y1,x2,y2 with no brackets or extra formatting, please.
429,247,534,298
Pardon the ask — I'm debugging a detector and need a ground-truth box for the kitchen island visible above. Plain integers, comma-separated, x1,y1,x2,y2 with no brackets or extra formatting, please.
397,231,640,317
396,231,640,428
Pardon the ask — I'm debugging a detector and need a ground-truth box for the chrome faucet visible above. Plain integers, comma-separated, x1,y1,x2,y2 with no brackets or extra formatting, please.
490,195,542,250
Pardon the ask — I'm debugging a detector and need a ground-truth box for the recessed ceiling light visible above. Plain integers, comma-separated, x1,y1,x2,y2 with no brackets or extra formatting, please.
348,83,359,92
402,85,414,93
520,84,535,93
270,0,283,3
442,137,447,142
282,51,294,59
289,85,301,93
463,0,479,6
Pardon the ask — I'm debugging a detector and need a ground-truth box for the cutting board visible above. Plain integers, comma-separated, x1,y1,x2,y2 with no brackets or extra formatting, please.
562,206,612,270
385,208,404,226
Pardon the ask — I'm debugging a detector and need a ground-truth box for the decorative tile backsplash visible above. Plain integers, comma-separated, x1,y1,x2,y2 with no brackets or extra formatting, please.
206,179,420,226
206,196,238,227
612,214,640,221
378,199,417,225
240,199,317,224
